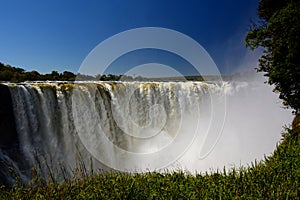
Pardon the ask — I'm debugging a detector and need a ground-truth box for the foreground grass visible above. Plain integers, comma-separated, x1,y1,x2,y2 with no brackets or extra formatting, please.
0,129,299,199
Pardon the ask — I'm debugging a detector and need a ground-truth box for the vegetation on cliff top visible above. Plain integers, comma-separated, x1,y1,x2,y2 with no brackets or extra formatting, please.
0,62,126,82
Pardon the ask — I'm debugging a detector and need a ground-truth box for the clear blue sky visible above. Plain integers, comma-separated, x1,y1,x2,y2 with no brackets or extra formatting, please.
0,0,261,75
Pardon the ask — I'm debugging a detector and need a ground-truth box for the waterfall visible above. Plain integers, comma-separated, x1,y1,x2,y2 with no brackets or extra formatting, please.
0,80,292,185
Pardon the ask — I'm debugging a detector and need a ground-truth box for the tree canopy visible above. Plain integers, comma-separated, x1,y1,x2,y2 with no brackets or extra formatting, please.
0,62,132,82
246,0,300,114
0,62,77,82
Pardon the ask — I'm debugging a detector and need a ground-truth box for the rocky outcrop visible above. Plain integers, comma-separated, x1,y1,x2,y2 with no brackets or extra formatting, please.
0,84,19,151
0,84,22,186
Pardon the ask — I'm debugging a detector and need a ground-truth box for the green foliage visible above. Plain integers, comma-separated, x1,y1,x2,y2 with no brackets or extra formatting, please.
0,62,77,82
0,129,299,199
0,62,129,82
246,0,300,113
0,61,206,82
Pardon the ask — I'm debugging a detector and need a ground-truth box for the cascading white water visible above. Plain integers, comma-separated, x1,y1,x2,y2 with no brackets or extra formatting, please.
0,80,292,184
70,81,226,171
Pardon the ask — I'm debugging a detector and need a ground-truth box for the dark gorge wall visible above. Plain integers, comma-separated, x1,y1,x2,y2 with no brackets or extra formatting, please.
0,84,23,186
0,84,19,150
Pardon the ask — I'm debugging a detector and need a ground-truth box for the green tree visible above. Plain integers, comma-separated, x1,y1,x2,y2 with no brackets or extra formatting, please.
246,0,300,114
61,71,75,81
23,71,41,81
0,70,13,81
51,71,60,80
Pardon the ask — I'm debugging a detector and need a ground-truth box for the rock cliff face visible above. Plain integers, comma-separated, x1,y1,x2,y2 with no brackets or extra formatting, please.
0,84,19,149
0,84,22,186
